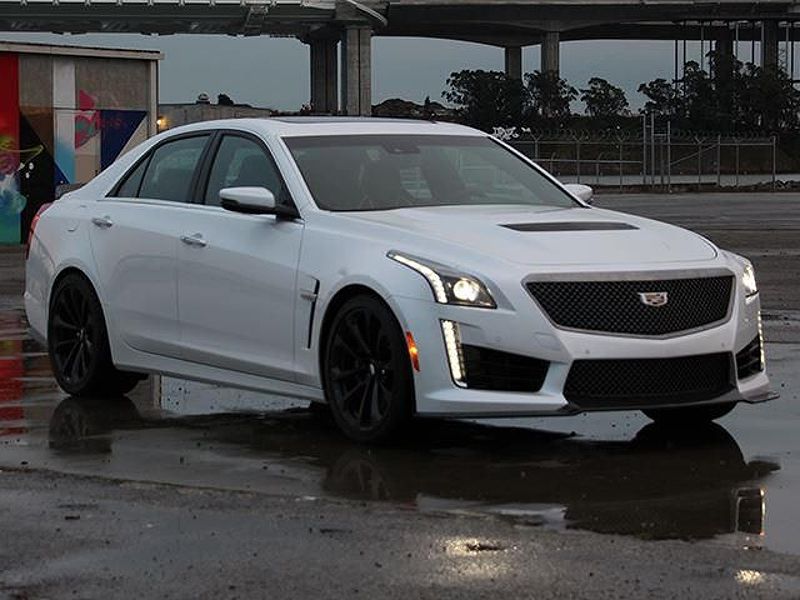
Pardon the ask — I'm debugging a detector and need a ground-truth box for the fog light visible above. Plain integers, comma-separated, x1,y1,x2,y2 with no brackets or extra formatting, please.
441,320,466,387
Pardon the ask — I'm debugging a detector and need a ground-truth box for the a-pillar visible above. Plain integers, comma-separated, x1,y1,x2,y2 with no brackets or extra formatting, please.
310,37,339,114
541,31,560,76
504,46,522,80
761,20,779,70
341,26,372,116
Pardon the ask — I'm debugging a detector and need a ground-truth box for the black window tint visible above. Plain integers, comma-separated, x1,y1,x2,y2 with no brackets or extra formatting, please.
205,135,288,207
285,135,578,211
115,158,148,198
138,135,209,202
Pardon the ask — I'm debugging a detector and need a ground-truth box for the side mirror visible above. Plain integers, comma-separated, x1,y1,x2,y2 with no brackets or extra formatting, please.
564,183,594,205
219,187,298,219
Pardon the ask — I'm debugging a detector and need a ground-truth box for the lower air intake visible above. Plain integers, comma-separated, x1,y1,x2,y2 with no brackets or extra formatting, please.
564,352,734,409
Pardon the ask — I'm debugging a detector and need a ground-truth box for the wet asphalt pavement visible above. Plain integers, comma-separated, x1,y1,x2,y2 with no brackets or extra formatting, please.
2,193,800,598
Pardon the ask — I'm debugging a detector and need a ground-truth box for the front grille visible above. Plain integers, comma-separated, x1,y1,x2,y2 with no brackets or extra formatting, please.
736,335,764,379
526,275,734,336
564,352,734,409
462,344,548,392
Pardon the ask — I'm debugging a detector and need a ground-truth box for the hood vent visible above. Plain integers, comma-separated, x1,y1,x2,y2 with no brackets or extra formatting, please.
502,222,638,232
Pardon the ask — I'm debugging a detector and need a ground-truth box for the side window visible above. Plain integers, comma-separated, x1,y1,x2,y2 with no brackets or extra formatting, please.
138,135,209,203
204,135,289,207
115,157,149,198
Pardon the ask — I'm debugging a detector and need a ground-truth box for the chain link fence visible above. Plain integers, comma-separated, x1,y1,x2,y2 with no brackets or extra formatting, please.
498,121,788,192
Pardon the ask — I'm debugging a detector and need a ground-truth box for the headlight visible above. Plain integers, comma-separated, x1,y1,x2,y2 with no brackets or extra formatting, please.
742,262,758,297
388,251,497,308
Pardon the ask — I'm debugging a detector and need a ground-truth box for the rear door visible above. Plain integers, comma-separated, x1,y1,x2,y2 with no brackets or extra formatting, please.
175,131,304,381
89,133,211,358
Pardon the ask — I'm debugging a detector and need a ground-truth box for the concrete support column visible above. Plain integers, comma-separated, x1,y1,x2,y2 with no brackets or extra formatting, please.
341,26,372,116
714,27,735,80
310,37,339,113
504,46,523,80
541,31,560,76
762,20,779,70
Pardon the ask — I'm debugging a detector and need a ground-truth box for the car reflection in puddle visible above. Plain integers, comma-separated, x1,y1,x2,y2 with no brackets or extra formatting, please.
43,393,778,546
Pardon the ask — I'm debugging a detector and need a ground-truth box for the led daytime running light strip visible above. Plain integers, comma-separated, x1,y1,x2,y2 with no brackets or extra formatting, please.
441,320,467,387
391,253,448,303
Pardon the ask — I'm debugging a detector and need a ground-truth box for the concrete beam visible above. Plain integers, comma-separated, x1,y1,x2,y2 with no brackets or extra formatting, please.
310,37,339,113
504,46,523,79
541,31,560,76
341,25,372,116
761,20,779,69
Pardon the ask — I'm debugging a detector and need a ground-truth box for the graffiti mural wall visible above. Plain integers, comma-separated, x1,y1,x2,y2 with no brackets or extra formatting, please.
0,54,26,244
0,48,155,243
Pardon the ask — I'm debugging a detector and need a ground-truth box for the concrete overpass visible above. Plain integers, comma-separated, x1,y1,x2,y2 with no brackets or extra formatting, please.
2,0,800,115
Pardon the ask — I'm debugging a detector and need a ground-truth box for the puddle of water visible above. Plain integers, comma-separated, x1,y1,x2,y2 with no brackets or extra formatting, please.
1,306,799,555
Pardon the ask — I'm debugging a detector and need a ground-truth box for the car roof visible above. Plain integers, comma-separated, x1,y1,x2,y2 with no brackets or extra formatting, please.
160,116,484,138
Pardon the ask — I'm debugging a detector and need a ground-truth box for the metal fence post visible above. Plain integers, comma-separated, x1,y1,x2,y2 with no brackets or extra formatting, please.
642,114,647,186
666,121,672,193
619,137,624,192
773,135,777,192
735,139,740,188
650,113,656,188
697,137,702,190
596,153,602,185
716,134,721,188
576,137,581,184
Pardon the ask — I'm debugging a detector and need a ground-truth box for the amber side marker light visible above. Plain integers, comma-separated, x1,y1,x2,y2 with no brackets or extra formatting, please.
406,331,420,372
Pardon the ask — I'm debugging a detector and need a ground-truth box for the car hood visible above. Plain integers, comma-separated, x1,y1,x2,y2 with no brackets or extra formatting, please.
341,205,718,266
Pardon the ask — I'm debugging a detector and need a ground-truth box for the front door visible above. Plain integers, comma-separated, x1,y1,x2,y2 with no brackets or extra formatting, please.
176,132,304,381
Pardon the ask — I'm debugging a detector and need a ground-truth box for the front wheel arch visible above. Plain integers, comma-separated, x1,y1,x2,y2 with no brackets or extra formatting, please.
318,284,401,382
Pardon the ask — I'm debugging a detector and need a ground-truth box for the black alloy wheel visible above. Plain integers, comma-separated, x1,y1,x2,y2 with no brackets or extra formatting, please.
48,273,141,396
323,295,414,443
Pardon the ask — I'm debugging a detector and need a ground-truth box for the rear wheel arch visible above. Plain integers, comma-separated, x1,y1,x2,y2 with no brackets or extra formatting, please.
47,270,142,396
49,267,94,311
48,267,115,359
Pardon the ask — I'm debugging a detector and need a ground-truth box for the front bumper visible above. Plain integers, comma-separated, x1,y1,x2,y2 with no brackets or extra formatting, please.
393,283,773,417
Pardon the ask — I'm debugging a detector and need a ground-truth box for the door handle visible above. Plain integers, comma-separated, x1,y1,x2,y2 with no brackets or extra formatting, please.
91,216,113,229
180,234,207,248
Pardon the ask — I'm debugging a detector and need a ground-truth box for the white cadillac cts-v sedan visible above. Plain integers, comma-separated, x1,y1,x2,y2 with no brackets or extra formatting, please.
25,117,773,442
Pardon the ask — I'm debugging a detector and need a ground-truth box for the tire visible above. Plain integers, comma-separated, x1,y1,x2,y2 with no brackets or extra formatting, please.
642,402,736,426
322,294,414,443
48,273,143,397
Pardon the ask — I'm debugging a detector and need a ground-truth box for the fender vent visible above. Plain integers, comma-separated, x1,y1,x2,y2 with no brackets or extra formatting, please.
502,222,638,232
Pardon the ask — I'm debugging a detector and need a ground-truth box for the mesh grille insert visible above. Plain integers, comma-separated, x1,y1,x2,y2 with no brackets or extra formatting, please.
527,275,734,336
564,352,734,409
736,335,764,380
462,345,549,393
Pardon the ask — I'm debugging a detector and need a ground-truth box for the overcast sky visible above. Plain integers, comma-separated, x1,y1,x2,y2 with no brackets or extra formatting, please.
2,32,700,111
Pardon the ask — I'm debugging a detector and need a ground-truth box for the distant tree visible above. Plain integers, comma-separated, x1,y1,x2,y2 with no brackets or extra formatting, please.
638,54,800,132
739,64,800,131
443,70,526,131
637,78,681,119
580,77,629,118
525,71,577,121
217,93,235,106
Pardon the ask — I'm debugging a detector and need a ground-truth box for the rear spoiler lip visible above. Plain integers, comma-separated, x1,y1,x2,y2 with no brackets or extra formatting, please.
55,183,84,200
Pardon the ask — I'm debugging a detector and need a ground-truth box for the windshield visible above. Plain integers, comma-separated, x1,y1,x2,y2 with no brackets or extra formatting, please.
284,134,579,212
